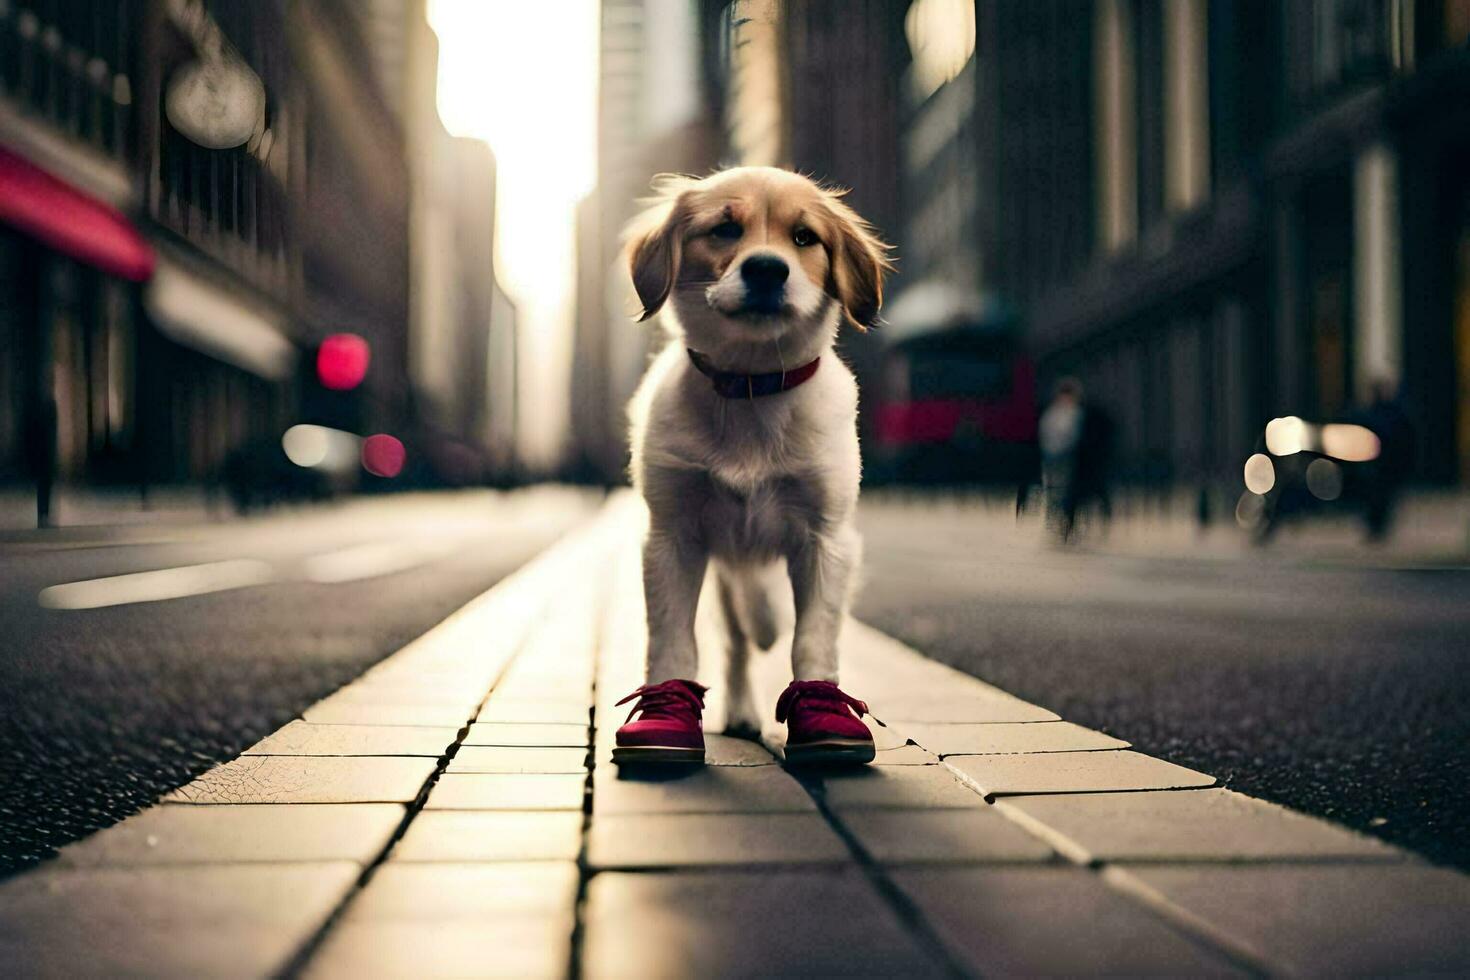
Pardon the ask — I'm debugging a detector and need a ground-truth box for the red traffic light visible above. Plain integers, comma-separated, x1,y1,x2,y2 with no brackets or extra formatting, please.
317,333,370,390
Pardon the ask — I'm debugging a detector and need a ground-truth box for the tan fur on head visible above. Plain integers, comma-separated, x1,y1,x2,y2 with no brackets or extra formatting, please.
625,174,701,321
817,187,896,331
624,168,895,330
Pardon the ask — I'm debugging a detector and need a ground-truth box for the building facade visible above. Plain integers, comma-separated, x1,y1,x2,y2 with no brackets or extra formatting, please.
1,0,411,518
399,1,519,480
569,0,719,482
894,0,1470,496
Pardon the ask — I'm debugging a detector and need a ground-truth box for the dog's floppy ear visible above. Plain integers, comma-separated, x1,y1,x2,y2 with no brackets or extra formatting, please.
822,189,895,331
625,174,699,321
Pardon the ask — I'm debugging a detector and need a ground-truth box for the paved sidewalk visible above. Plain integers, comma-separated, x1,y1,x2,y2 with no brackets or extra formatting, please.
3,494,1468,977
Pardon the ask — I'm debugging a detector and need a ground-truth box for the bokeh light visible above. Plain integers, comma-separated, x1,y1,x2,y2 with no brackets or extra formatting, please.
316,334,371,391
282,424,360,472
362,433,407,478
1243,453,1276,495
905,0,977,100
1321,423,1381,462
1264,416,1307,456
1235,490,1265,528
1306,458,1344,500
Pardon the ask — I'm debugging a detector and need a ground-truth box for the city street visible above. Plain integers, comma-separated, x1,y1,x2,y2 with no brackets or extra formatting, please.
7,0,1470,973
856,496,1470,871
2,492,1466,977
6,487,1466,883
0,488,600,876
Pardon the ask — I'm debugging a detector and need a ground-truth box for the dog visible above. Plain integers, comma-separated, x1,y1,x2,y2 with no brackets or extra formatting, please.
611,166,894,765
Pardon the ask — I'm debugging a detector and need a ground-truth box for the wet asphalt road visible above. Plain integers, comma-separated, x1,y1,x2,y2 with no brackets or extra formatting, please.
853,496,1470,872
0,488,598,877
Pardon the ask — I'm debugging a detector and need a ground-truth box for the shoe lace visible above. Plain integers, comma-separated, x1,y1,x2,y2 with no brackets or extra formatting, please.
615,680,707,725
775,680,868,724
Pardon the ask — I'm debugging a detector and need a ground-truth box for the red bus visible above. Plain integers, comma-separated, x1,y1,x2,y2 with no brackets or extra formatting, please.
868,286,1037,484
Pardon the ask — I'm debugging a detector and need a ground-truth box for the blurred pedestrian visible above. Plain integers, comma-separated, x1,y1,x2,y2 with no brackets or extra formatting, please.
1039,377,1114,541
1356,377,1414,541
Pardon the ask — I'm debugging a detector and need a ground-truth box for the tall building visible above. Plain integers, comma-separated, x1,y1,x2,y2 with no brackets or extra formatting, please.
897,0,1470,494
399,1,519,477
569,0,719,481
1035,0,1470,491
0,0,412,521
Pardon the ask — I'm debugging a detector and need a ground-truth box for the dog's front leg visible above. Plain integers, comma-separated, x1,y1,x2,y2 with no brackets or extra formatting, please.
642,524,708,684
787,523,861,683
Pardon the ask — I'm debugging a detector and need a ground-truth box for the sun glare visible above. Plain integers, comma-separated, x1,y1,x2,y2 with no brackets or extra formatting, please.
428,0,599,467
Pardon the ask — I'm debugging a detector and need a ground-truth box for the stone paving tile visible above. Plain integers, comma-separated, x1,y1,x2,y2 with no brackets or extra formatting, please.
494,673,595,697
244,720,459,757
1,924,323,979
447,746,588,774
462,722,589,747
593,765,815,815
310,684,484,709
393,811,584,862
588,813,848,868
344,862,579,920
842,807,1056,864
423,773,587,811
1003,789,1406,863
0,862,359,976
842,619,1058,712
305,916,573,979
899,720,1130,757
705,733,778,765
477,698,591,725
165,758,435,805
0,860,360,926
948,750,1215,799
164,756,437,804
869,744,940,765
757,720,912,762
583,869,943,977
1117,863,1470,976
894,867,1245,976
815,765,988,810
867,692,1061,723
869,721,913,751
56,803,404,866
303,702,475,728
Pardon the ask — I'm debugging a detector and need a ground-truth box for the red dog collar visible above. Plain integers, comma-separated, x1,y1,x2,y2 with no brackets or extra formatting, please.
686,348,821,399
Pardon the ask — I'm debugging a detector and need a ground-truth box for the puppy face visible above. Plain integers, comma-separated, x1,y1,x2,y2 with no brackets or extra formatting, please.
627,167,893,354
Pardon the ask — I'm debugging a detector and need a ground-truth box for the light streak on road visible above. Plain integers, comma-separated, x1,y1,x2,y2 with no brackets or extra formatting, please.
300,539,462,584
37,559,276,610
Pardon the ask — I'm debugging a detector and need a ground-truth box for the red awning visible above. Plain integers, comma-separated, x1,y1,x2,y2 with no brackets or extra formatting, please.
0,145,154,282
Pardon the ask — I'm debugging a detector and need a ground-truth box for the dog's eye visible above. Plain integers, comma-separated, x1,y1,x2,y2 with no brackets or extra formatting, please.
709,221,742,241
793,226,819,247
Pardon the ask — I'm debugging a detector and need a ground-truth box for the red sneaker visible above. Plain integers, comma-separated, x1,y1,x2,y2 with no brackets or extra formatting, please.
612,679,707,764
776,680,875,765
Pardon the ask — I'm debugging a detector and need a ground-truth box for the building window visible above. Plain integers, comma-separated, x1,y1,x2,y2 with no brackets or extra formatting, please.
0,0,138,160
719,0,784,167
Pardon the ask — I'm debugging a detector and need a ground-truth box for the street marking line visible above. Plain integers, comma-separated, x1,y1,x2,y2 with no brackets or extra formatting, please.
300,539,462,584
37,559,275,610
36,536,467,610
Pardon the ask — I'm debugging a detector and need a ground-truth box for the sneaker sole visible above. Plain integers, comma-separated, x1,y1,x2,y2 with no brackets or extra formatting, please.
783,738,876,766
611,745,705,764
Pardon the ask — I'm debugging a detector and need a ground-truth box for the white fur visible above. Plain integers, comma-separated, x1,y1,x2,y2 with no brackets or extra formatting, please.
626,174,871,736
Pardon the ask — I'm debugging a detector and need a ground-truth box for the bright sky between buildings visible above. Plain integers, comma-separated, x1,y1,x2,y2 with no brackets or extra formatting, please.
428,0,599,468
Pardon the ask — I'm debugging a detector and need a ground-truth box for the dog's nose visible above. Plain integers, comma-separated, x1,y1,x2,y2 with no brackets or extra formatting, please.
740,254,789,291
